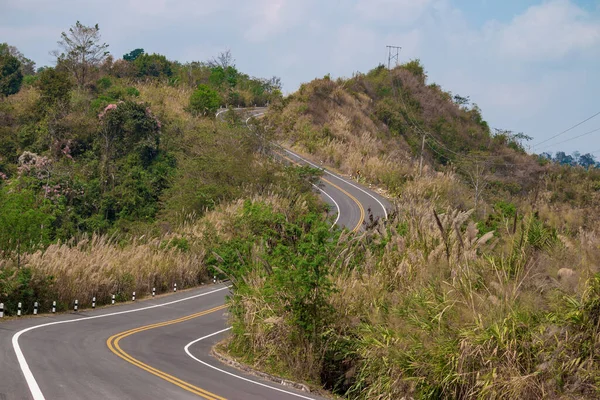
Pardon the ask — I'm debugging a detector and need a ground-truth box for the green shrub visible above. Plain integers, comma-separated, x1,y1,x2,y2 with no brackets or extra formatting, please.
96,76,112,90
188,84,221,116
477,200,517,235
125,86,140,97
22,75,38,86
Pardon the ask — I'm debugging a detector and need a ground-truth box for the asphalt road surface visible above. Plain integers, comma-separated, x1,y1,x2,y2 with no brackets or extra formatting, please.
0,108,391,400
0,286,329,400
243,108,392,232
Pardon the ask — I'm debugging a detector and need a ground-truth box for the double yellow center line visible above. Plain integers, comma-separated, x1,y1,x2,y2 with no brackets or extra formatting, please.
107,304,228,400
279,152,364,232
245,112,364,233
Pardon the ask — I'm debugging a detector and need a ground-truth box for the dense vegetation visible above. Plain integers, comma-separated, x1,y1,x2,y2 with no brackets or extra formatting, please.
3,21,600,400
221,63,600,399
0,23,308,313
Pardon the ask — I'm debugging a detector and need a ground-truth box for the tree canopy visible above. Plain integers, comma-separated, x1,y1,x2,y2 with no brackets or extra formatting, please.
0,45,23,96
54,21,109,87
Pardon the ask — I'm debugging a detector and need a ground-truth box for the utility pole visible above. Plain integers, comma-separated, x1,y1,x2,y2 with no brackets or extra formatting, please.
419,133,426,177
386,45,401,69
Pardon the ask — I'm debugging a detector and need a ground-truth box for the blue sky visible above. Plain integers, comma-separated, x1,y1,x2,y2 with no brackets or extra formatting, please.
2,0,600,155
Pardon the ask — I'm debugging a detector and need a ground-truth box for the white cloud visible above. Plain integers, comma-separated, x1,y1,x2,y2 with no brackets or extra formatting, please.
244,0,315,42
488,0,600,61
354,0,435,24
125,0,230,18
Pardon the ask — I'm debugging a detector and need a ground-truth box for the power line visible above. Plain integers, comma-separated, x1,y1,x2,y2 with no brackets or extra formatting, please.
396,85,533,162
426,134,522,161
391,67,548,166
534,126,600,152
533,110,600,148
426,136,552,167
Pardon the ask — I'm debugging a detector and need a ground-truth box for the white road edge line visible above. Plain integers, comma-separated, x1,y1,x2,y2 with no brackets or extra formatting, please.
12,286,229,400
215,107,245,118
228,108,386,220
245,112,265,125
282,149,388,219
243,111,340,228
184,328,318,400
310,183,340,228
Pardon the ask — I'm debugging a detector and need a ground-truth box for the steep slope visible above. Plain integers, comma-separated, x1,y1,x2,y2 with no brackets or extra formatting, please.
222,62,600,400
266,62,543,200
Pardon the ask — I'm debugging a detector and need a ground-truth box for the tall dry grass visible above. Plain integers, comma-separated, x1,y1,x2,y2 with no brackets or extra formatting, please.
23,234,206,308
227,171,600,399
0,191,311,313
267,78,415,197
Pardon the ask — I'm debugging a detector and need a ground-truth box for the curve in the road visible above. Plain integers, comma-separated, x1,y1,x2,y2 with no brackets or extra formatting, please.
281,148,389,220
107,305,228,400
243,108,388,227
4,108,390,400
278,152,363,232
184,330,316,400
242,110,349,230
12,287,229,400
311,182,340,227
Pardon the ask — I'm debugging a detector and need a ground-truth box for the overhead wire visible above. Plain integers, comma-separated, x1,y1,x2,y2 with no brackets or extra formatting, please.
426,140,546,168
395,80,537,163
392,69,597,167
533,110,600,148
534,126,600,152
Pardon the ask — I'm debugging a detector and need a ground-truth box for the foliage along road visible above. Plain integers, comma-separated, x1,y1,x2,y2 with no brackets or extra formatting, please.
0,109,391,400
242,107,391,233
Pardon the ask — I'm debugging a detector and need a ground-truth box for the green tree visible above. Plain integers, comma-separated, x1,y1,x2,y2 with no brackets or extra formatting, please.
0,45,23,96
0,187,53,267
98,100,161,188
578,153,596,169
123,48,144,62
134,53,172,77
188,84,221,116
54,21,109,88
37,68,73,109
209,66,238,89
401,59,427,83
0,43,35,75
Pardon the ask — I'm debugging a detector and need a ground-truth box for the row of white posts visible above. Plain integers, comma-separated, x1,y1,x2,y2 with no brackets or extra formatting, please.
0,281,203,318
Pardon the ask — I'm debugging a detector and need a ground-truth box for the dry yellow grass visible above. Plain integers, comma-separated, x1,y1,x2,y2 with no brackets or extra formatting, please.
5,192,304,309
23,233,206,305
227,171,600,399
268,79,415,196
136,82,193,121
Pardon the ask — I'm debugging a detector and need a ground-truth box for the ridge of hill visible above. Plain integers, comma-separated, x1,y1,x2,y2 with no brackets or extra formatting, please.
266,62,543,195
265,61,600,224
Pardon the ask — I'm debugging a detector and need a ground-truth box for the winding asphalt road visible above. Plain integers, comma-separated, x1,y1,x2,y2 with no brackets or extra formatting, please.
0,108,391,400
242,108,391,232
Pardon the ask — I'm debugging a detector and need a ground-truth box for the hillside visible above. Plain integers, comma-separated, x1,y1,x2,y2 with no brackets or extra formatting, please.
266,63,540,196
222,63,600,399
0,27,322,314
265,62,600,226
3,22,600,399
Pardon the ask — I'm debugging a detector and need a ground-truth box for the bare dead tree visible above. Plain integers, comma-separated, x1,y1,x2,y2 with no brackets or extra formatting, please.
460,158,490,211
208,50,235,69
53,21,109,88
